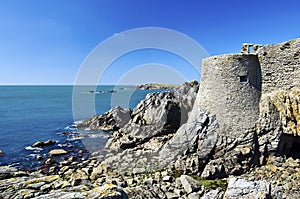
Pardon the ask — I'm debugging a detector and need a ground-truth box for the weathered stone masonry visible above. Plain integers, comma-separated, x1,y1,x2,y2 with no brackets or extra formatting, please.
196,39,300,135
257,39,300,93
197,54,261,134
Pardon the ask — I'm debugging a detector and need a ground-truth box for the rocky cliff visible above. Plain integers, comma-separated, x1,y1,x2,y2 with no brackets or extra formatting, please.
1,39,300,199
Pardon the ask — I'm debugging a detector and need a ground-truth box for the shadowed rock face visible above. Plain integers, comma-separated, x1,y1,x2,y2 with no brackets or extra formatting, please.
105,92,181,153
77,106,131,131
257,90,300,162
98,82,200,173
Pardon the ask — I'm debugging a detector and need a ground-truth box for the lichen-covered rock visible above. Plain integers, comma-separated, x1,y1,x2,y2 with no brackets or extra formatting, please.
241,156,300,198
32,140,56,147
269,89,300,136
257,90,300,162
0,166,18,180
48,149,68,156
87,184,128,199
33,192,87,199
124,185,162,199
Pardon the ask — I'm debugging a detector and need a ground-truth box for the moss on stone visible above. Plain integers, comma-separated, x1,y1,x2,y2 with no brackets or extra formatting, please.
189,174,228,190
171,170,184,178
171,170,228,190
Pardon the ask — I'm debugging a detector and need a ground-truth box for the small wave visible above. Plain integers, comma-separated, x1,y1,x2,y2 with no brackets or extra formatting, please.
64,125,77,130
87,134,102,138
25,146,43,151
67,136,83,141
9,162,20,167
73,120,83,125
64,120,83,130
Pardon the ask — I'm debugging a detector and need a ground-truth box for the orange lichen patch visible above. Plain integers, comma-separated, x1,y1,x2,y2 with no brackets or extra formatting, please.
270,90,300,136
88,184,122,198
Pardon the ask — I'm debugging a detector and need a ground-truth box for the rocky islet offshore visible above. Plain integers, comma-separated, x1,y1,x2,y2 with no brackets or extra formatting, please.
1,38,300,198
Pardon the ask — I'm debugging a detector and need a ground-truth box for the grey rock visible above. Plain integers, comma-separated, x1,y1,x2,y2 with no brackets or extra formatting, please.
179,175,201,194
201,188,223,199
188,192,201,199
26,182,46,189
166,191,179,199
201,161,226,179
163,175,173,182
88,184,128,199
33,192,86,199
77,106,131,131
158,112,215,167
40,183,52,192
223,178,270,199
0,166,18,180
32,140,56,147
102,82,199,173
13,189,36,199
132,167,146,175
60,192,87,199
48,149,68,156
125,185,160,199
271,184,283,199
143,177,156,185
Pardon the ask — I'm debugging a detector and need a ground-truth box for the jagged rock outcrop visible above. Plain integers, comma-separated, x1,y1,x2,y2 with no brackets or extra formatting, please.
96,82,199,174
257,89,300,164
77,106,131,131
105,92,181,153
268,90,300,137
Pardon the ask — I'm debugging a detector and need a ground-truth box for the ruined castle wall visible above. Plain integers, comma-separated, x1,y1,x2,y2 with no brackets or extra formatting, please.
197,54,261,134
257,39,300,93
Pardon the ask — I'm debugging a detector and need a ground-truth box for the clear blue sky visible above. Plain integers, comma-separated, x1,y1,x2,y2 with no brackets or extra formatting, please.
0,0,299,85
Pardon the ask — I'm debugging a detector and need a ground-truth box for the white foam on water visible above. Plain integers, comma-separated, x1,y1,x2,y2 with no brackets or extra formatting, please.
25,146,43,151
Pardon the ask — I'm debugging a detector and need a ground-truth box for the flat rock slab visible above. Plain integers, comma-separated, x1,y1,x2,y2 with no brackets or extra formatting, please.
49,149,68,156
0,166,18,180
179,175,202,194
224,177,270,199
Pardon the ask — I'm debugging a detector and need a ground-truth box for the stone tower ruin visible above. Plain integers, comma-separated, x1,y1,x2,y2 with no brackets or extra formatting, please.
196,54,262,134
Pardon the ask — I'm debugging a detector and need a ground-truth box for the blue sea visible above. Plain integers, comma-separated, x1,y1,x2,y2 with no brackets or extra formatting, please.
0,85,157,169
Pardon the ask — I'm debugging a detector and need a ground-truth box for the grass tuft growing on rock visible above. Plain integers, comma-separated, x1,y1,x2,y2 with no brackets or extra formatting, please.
171,170,228,190
189,174,228,190
197,179,228,190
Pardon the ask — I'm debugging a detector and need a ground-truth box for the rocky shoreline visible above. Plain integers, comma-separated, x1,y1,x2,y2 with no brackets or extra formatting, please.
0,80,297,199
1,154,299,198
1,38,300,199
